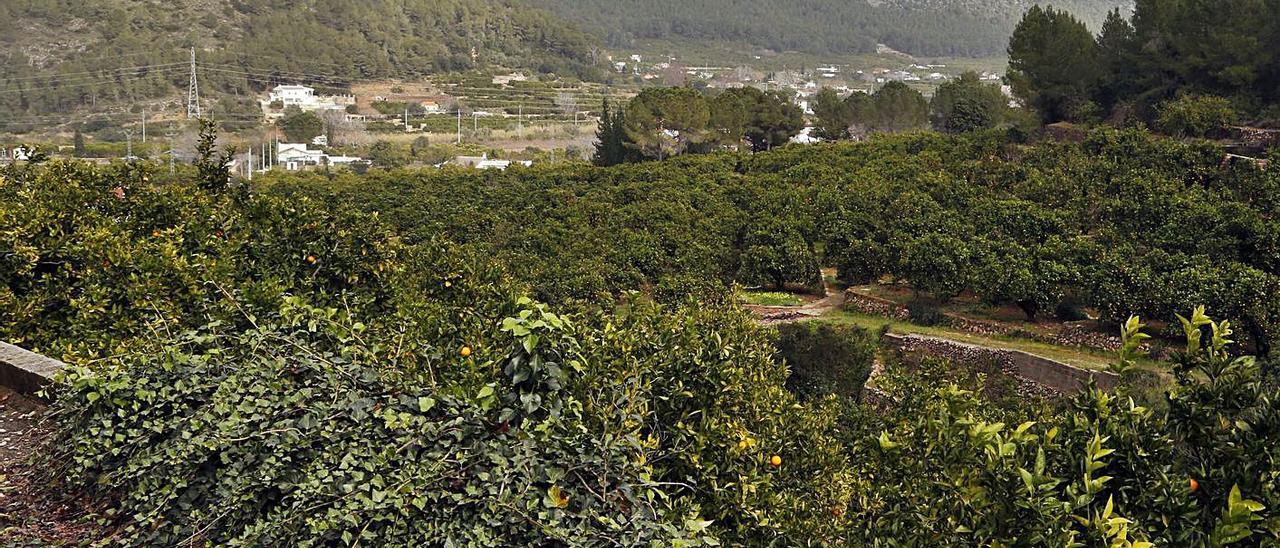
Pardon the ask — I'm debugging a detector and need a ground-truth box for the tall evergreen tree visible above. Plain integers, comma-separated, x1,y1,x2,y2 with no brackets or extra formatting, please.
1006,6,1102,123
73,129,86,158
593,98,633,166
1094,8,1140,113
623,87,710,160
871,82,929,132
813,88,853,141
593,98,617,166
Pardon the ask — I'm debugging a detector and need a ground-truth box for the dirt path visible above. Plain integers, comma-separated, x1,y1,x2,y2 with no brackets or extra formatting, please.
748,272,846,324
0,386,104,542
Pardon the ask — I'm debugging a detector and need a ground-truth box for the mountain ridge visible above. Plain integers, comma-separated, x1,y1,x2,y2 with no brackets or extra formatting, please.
527,0,1132,57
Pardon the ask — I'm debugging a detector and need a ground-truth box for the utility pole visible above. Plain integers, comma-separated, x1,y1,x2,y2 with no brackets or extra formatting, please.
166,122,176,175
657,118,665,162
187,47,201,119
404,108,409,132
247,148,253,181
518,104,524,139
141,108,147,143
456,108,462,144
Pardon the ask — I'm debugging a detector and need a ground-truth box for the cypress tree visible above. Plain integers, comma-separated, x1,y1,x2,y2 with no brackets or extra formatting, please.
593,98,632,166
592,98,615,166
73,129,86,157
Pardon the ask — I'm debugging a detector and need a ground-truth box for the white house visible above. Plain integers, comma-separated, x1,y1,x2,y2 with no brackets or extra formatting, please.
277,143,326,170
276,143,362,171
790,127,821,145
326,155,364,167
262,84,356,121
269,85,317,107
477,159,533,171
449,153,531,171
4,146,33,161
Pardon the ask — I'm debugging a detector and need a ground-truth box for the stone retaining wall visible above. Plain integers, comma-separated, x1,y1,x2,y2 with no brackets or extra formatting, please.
882,333,1118,394
843,290,910,321
0,342,64,399
843,289,1123,352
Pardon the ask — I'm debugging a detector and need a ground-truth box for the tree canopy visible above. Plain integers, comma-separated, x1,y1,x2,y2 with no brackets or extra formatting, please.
1009,0,1280,125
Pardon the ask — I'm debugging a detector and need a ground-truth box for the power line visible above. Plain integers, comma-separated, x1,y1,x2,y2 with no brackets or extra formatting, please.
197,66,353,87
223,52,370,70
0,66,188,94
0,62,189,83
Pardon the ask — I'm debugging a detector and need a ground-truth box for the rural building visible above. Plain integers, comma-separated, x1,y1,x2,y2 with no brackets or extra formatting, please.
491,73,529,85
261,84,356,121
277,143,362,171
790,127,821,145
450,154,532,171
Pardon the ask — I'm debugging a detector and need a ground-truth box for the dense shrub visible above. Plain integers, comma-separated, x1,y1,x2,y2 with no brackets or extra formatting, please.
773,322,878,401
907,298,946,327
1055,296,1090,322
1157,95,1238,138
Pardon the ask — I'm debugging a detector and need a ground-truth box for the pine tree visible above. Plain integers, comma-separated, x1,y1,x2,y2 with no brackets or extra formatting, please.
1007,6,1103,123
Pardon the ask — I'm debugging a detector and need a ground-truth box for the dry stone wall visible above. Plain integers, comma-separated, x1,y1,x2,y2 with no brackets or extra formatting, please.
882,333,1119,395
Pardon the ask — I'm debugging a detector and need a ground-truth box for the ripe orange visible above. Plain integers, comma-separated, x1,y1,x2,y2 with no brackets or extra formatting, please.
1189,478,1200,493
304,254,317,265
769,455,782,467
460,345,472,357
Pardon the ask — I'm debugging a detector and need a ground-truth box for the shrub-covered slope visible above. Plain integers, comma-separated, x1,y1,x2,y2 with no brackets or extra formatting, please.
0,0,602,122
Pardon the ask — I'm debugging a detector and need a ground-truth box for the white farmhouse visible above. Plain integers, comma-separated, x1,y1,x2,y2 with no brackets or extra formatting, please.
269,85,318,107
276,143,363,171
262,84,357,121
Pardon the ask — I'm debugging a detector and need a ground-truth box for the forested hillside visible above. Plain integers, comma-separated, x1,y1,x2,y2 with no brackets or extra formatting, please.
527,0,1130,57
0,0,602,123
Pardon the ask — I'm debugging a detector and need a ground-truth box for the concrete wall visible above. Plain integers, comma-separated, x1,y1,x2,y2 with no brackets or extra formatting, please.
882,333,1118,394
0,342,64,399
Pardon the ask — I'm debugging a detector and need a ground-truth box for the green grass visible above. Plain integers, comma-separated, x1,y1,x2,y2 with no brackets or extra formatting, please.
819,310,1164,372
739,291,806,307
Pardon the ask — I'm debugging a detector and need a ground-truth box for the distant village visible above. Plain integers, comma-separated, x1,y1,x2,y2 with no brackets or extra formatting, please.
2,51,1012,171
607,51,1008,117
